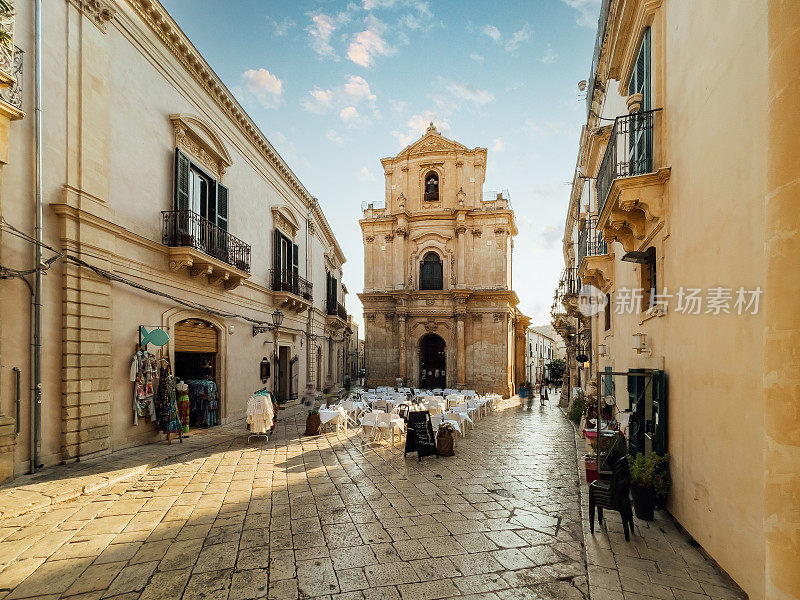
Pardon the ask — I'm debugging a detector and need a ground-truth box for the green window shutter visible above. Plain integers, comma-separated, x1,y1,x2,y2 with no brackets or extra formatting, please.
216,183,228,231
292,243,299,277
174,148,190,211
652,370,668,455
273,229,280,276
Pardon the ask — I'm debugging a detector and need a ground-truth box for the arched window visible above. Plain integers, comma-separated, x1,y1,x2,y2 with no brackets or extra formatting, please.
420,252,443,290
424,171,439,202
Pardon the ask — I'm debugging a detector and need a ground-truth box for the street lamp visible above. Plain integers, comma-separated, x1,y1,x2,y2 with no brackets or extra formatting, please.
272,308,284,328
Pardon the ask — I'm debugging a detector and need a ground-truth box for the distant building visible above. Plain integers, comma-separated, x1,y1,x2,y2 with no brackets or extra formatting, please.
359,124,527,394
525,326,556,383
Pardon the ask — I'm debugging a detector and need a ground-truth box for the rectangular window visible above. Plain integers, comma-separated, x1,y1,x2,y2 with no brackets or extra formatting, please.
640,247,657,311
604,293,612,331
273,229,299,292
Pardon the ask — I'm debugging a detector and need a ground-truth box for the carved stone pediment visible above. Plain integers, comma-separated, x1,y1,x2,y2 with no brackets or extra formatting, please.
170,114,232,180
271,206,301,237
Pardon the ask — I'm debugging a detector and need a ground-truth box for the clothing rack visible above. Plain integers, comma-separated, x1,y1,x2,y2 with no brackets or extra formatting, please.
246,389,273,444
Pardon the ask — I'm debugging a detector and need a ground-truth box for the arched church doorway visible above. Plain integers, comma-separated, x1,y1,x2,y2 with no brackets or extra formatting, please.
419,334,446,389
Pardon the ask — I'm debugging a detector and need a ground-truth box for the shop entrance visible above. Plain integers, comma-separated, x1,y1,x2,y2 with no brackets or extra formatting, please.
419,334,446,389
174,319,220,427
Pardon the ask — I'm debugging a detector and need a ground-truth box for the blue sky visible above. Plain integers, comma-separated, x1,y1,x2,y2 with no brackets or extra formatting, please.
160,0,601,332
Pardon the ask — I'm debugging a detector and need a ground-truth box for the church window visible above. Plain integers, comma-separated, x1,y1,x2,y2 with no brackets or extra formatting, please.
420,252,443,290
424,171,439,202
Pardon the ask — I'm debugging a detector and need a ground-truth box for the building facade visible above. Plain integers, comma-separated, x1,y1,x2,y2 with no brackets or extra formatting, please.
0,0,351,482
359,124,525,395
552,1,799,599
525,326,555,383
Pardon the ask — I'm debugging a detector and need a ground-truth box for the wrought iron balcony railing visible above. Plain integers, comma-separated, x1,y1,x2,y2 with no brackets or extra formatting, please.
596,108,661,216
577,215,608,265
270,269,312,301
326,300,347,320
0,45,22,109
559,267,581,297
162,210,251,273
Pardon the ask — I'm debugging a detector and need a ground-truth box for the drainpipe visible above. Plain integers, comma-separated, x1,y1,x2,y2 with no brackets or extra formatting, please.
306,198,316,387
30,0,43,472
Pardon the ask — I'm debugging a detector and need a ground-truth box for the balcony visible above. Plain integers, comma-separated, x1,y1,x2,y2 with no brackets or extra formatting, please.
596,108,670,252
326,300,348,326
162,210,251,290
0,45,21,112
577,215,614,291
271,269,312,313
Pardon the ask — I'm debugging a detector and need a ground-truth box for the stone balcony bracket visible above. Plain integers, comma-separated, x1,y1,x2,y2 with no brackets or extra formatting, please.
167,247,249,290
578,252,615,292
273,291,311,314
598,167,671,253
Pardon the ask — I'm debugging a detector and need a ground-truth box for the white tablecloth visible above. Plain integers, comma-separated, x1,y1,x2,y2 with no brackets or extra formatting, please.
360,412,405,430
318,408,345,424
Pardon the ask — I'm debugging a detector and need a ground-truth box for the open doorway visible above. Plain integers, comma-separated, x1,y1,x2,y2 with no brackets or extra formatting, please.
275,345,290,403
173,318,221,427
419,333,446,389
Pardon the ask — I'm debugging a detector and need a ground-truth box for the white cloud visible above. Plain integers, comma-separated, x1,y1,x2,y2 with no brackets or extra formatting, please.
391,111,451,147
240,68,283,109
268,16,296,36
302,87,334,114
481,23,534,52
561,0,601,28
339,106,359,123
357,166,375,181
470,52,484,63
444,80,494,105
347,16,394,67
492,138,505,152
482,24,502,43
326,129,344,145
363,0,395,8
342,75,377,104
539,44,558,64
306,11,351,58
505,23,532,51
301,75,378,122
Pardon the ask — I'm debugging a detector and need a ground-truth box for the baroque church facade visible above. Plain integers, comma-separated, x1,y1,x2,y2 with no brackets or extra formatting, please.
359,124,528,395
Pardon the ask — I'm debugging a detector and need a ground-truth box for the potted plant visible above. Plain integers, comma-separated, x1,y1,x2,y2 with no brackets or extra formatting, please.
305,408,321,436
629,452,671,521
436,422,456,456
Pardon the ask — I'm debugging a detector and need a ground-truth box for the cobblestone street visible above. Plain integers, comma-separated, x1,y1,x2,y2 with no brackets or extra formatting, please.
0,400,587,600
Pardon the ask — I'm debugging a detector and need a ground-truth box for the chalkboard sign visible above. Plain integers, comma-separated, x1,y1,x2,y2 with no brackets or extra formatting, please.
404,411,438,462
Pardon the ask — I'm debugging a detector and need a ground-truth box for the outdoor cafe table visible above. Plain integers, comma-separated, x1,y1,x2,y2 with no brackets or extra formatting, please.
360,411,405,433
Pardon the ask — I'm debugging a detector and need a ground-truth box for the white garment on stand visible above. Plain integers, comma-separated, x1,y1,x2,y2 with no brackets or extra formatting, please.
247,394,274,434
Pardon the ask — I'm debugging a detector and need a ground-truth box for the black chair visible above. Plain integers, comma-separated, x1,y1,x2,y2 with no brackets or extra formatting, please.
589,455,635,541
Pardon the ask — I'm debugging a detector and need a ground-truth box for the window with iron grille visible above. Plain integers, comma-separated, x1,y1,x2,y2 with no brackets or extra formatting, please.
420,252,443,290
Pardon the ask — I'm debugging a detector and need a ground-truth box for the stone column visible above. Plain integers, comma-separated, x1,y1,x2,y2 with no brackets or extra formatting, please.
765,2,800,598
398,313,407,382
456,313,466,388
455,223,466,288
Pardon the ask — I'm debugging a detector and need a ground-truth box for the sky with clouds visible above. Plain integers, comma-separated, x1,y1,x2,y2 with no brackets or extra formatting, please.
160,0,602,332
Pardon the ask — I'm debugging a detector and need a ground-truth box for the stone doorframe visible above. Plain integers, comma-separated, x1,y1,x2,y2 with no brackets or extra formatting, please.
162,308,228,422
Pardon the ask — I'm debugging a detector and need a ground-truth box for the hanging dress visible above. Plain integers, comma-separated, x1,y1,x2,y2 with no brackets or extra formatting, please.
176,382,190,434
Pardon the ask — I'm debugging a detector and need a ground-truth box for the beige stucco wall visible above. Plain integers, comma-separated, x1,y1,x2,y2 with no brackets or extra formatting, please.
0,0,349,479
561,0,776,596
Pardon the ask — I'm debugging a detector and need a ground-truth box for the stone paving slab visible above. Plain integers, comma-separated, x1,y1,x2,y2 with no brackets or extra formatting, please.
0,404,295,523
566,412,747,600
0,396,588,599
